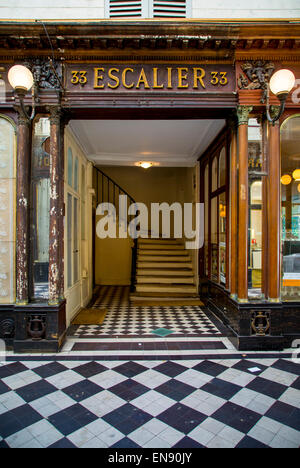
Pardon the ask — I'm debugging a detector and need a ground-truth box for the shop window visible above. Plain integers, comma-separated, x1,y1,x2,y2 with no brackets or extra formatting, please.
67,193,73,288
30,117,50,300
219,192,226,284
211,196,218,281
281,115,300,301
0,115,16,304
248,118,263,299
202,140,228,285
204,164,209,276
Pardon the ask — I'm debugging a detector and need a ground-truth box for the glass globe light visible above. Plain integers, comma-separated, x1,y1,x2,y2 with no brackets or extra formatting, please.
269,69,296,97
281,174,292,185
292,169,300,181
8,65,34,92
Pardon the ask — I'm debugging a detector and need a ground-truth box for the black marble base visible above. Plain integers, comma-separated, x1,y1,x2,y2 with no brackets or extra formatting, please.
201,280,300,351
0,301,66,353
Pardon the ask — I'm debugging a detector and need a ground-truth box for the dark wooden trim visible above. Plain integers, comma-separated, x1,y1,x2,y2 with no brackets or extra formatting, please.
267,119,281,301
237,116,250,301
229,123,238,297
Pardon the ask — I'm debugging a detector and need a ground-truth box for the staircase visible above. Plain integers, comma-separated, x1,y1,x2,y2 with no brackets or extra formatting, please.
130,238,201,306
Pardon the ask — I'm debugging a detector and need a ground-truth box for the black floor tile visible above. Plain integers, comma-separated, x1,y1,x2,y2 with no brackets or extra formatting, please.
193,360,227,377
232,360,267,374
72,362,108,378
49,438,77,448
156,380,195,402
113,362,148,378
48,404,97,435
236,436,269,448
16,380,57,403
109,380,149,401
0,380,10,395
153,362,187,378
158,403,207,434
201,378,242,400
62,379,103,402
0,412,24,438
265,401,300,431
33,362,68,379
0,440,9,448
291,376,300,390
213,402,261,434
0,362,28,379
246,376,287,399
173,436,205,448
272,359,300,376
103,403,152,435
111,437,140,448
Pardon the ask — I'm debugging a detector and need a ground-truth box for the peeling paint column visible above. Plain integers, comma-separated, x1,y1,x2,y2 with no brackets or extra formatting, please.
48,107,62,306
58,115,67,302
16,110,31,305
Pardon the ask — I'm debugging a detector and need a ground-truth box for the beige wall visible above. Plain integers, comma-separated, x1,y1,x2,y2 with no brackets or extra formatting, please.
95,236,132,285
95,165,197,286
0,116,16,304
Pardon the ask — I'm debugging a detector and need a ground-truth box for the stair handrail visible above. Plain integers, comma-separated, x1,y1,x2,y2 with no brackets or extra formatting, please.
94,166,138,292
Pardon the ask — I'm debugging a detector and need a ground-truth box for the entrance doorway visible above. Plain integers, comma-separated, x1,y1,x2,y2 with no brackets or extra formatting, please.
63,116,227,327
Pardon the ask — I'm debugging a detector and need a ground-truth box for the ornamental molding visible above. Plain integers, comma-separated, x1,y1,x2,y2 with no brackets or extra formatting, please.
238,61,275,91
24,58,62,91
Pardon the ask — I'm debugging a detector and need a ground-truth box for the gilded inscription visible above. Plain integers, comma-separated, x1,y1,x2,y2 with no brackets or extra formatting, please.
69,65,230,91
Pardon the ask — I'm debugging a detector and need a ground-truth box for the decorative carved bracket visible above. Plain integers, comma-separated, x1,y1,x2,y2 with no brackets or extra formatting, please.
24,58,62,91
238,61,275,103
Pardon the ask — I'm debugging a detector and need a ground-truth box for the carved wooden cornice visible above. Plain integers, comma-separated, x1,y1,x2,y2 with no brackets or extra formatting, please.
0,21,299,60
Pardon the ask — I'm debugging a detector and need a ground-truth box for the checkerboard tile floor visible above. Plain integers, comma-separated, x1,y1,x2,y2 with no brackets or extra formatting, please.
0,356,299,448
68,286,223,338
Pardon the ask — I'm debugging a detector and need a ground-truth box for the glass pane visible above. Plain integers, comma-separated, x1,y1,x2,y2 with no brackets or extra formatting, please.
68,148,73,187
67,193,72,288
204,165,209,276
219,192,226,284
211,196,218,281
73,197,79,283
281,115,300,301
248,118,263,173
248,118,263,299
81,165,86,240
31,117,50,300
212,157,218,192
74,157,79,192
249,181,262,297
219,147,226,187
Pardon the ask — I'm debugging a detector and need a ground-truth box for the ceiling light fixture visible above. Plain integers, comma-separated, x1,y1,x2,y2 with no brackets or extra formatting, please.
138,162,153,169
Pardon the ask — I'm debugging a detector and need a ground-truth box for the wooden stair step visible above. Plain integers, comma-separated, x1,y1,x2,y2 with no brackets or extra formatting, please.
137,268,194,276
138,249,188,256
137,276,195,284
138,262,193,268
138,239,182,245
138,256,190,262
138,244,185,250
130,296,203,306
136,284,198,294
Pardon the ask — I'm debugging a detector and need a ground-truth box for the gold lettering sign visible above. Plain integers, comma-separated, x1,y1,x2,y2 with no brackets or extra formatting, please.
68,64,234,92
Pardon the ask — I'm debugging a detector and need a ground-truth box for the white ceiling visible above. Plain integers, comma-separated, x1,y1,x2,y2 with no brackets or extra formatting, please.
69,119,226,167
